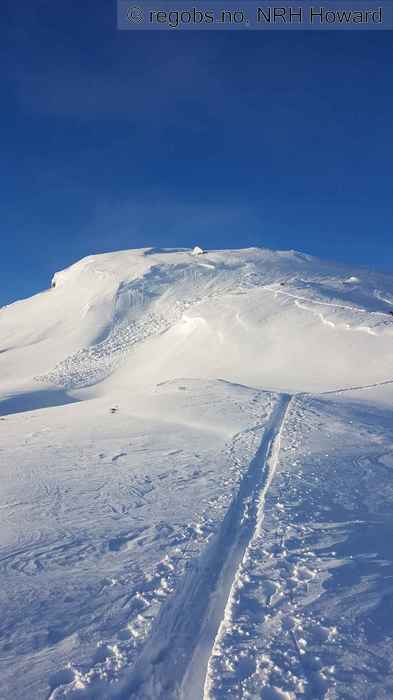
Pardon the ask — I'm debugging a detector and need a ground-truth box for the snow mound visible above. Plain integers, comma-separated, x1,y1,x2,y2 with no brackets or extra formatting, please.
344,275,361,284
192,246,205,256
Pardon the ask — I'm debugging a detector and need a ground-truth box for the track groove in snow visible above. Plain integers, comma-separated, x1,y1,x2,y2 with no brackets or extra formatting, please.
319,377,393,395
202,396,294,700
115,394,291,699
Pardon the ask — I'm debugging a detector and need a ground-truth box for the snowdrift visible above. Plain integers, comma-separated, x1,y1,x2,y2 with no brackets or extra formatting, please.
1,246,393,413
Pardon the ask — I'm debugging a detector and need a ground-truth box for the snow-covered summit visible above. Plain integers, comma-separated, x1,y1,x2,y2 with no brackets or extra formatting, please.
1,245,393,412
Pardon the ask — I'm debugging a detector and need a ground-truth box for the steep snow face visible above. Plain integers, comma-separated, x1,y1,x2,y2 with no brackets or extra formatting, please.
0,249,157,387
1,246,393,409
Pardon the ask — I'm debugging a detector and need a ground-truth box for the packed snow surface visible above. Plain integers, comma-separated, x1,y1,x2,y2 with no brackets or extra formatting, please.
1,246,393,699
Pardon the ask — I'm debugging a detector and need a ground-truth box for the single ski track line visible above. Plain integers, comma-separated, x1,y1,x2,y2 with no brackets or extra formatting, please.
202,394,293,700
116,394,291,700
319,377,393,395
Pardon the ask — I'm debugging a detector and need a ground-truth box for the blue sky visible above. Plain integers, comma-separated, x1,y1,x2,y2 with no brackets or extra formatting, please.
2,0,393,305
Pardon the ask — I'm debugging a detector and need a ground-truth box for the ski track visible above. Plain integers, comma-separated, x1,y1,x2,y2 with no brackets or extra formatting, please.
319,377,393,395
202,395,293,700
107,377,392,698
110,394,291,700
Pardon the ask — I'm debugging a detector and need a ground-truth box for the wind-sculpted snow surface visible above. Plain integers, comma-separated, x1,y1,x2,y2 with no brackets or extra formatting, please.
112,395,291,700
37,312,169,389
205,394,393,700
35,250,393,395
1,246,393,401
0,380,279,699
1,246,393,700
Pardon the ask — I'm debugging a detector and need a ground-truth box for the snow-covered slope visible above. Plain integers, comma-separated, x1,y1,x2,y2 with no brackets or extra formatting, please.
1,247,393,407
1,246,393,700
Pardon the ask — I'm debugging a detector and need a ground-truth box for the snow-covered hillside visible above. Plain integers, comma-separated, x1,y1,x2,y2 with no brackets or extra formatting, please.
1,247,393,700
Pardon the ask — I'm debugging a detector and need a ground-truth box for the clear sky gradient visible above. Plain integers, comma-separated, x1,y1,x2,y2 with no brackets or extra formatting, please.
2,0,393,305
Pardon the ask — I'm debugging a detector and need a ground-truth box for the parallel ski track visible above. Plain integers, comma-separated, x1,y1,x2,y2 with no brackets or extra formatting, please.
115,394,291,700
